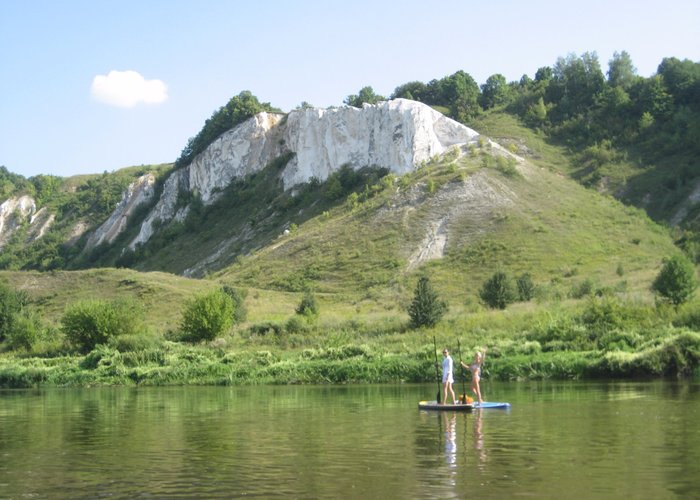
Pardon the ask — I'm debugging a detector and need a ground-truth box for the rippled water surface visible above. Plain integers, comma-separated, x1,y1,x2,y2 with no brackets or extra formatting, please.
1,381,698,498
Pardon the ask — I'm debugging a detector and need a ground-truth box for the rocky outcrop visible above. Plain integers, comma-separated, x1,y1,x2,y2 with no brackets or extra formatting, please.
86,174,156,249
279,99,479,187
128,99,482,249
0,195,37,248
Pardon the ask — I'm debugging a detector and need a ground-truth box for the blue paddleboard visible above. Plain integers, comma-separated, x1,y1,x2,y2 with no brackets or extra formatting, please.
473,401,511,409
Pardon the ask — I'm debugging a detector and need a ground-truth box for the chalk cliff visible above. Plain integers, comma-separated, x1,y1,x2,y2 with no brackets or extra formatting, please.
86,173,157,250
0,195,38,248
127,99,481,249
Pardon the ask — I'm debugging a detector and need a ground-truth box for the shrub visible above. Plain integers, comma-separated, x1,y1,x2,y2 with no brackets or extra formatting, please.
480,271,516,309
61,299,144,354
408,276,448,328
516,273,536,301
286,316,308,334
295,291,319,320
221,285,248,323
580,295,625,334
652,254,698,306
570,278,595,299
5,310,43,351
0,282,29,342
180,290,234,342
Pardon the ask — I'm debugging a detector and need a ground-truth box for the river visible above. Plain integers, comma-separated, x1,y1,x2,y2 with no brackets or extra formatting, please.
0,381,698,498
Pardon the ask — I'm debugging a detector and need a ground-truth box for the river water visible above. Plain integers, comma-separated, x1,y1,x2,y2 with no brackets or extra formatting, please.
0,381,698,498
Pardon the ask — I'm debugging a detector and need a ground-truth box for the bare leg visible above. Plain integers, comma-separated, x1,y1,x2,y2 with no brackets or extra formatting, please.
443,382,456,404
472,377,483,404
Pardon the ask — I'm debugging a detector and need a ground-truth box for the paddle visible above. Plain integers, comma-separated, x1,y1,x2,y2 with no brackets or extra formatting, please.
457,338,467,403
433,336,441,403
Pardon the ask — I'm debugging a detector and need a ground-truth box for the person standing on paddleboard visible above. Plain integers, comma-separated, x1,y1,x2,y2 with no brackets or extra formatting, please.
461,348,487,405
441,348,457,405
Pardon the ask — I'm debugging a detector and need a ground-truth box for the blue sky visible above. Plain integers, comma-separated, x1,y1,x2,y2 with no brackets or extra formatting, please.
1,0,699,178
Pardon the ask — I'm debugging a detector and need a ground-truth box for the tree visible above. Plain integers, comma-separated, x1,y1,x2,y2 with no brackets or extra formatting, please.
480,74,512,109
657,57,700,107
180,290,234,342
525,96,547,126
547,52,605,122
440,70,481,122
607,51,638,90
408,276,448,328
344,86,384,107
479,271,517,309
651,254,698,307
391,81,429,102
634,75,673,120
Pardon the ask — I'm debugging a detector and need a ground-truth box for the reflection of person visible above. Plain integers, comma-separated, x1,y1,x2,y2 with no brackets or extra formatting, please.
443,413,457,467
473,407,486,465
441,348,456,405
461,348,487,404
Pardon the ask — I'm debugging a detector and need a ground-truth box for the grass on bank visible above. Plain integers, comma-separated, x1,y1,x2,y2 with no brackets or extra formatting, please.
1,284,699,388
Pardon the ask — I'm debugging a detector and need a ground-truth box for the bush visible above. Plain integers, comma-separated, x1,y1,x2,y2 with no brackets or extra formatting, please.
0,282,29,342
180,290,234,342
408,276,448,328
580,295,625,336
5,310,43,351
480,271,516,309
286,316,308,334
570,278,596,299
61,299,144,354
295,291,319,320
516,273,536,301
221,285,248,323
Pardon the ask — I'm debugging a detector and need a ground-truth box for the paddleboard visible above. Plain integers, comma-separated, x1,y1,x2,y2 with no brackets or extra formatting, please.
473,402,511,409
418,400,473,411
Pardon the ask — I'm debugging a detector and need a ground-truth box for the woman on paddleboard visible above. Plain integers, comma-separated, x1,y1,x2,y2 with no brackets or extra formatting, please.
441,348,457,405
461,348,487,404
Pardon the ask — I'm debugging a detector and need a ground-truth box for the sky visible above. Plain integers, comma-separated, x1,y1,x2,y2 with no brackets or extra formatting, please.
1,0,699,179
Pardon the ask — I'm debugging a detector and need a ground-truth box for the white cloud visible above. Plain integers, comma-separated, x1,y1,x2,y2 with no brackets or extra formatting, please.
91,70,168,108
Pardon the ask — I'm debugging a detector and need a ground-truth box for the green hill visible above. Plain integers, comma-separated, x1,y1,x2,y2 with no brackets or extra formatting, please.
0,110,698,387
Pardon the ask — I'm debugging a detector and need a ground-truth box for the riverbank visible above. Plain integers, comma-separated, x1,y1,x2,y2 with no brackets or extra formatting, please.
2,322,698,388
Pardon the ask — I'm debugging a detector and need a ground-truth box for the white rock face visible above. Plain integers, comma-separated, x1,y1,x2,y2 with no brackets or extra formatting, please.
86,173,156,249
281,99,479,187
0,195,37,248
188,112,285,203
128,99,481,248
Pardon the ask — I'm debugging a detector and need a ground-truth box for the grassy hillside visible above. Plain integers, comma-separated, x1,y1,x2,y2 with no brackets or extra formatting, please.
0,268,213,332
1,113,698,387
216,118,677,313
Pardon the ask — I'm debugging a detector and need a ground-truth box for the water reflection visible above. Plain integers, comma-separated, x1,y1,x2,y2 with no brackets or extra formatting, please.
473,409,487,466
443,413,457,468
0,382,697,498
